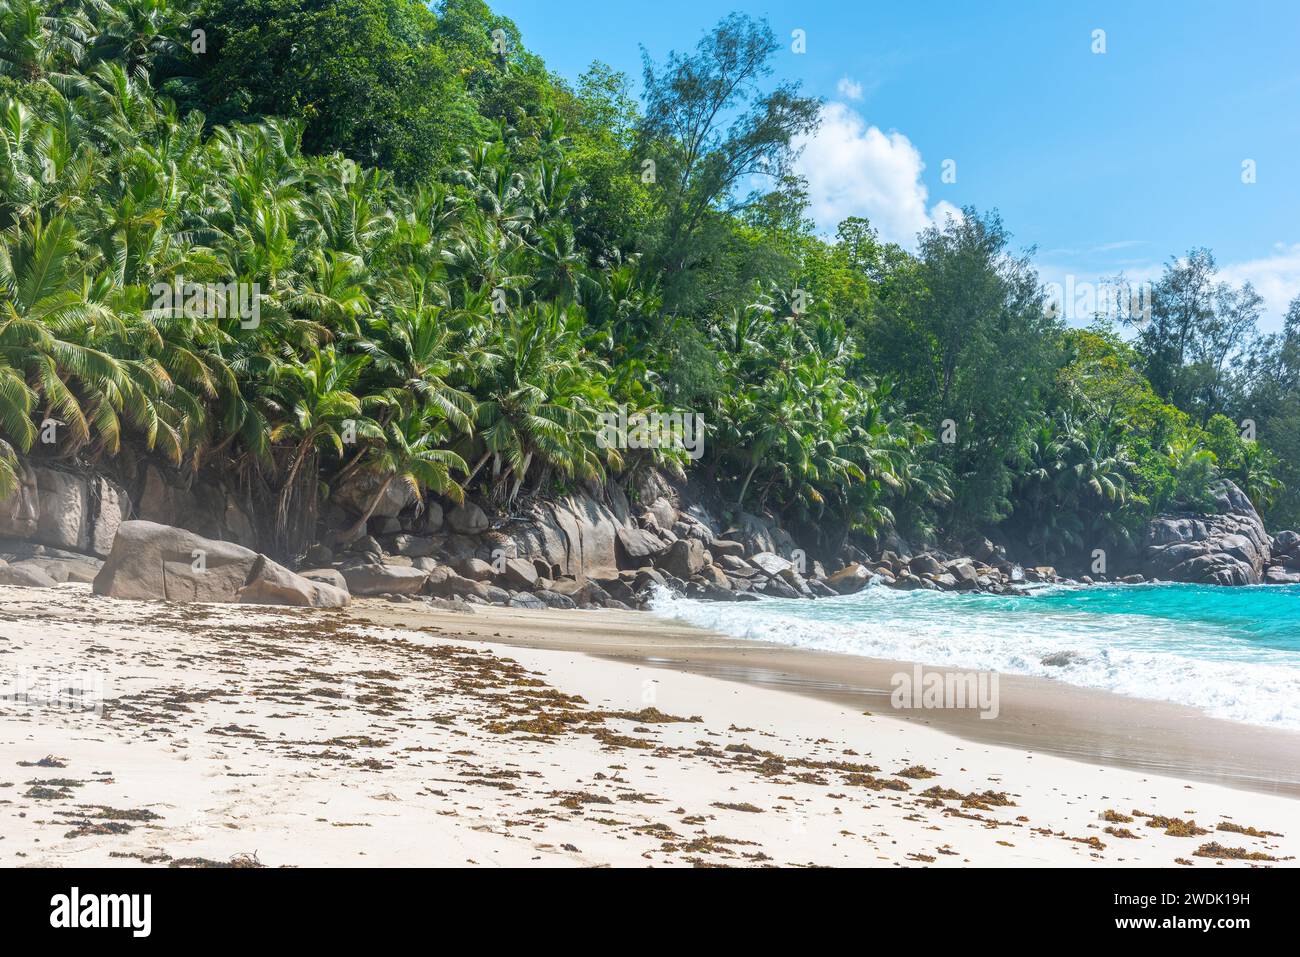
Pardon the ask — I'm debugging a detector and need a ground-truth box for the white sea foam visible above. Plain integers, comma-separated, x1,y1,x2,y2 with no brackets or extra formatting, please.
647,585,1300,730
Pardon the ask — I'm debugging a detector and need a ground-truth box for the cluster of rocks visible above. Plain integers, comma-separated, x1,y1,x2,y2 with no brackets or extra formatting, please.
1264,530,1300,584
0,543,103,589
4,458,1300,610
294,504,832,610
286,494,1062,609
1143,481,1299,586
827,546,1042,597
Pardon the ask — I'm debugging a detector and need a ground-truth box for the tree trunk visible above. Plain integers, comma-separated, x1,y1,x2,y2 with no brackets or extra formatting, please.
464,450,492,486
334,473,396,544
507,452,532,506
736,460,760,507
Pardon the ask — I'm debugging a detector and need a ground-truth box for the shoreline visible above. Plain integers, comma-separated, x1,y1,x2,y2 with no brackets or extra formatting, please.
354,600,1300,799
2,584,1296,867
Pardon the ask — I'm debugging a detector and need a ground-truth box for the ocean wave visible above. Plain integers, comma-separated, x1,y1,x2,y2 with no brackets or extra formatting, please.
647,583,1300,730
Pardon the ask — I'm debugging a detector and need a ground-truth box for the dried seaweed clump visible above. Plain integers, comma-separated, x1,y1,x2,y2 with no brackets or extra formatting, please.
894,765,937,779
1193,842,1277,862
1216,821,1282,838
1143,815,1209,837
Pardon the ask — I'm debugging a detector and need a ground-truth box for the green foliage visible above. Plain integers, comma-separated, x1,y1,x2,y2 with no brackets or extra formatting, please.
193,0,480,182
0,0,1294,567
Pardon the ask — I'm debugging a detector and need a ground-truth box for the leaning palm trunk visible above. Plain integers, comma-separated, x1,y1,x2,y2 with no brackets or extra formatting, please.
507,452,532,506
463,450,492,487
736,460,761,507
334,473,397,544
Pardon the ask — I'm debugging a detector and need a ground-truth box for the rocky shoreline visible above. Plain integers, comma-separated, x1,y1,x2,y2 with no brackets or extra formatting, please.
1,457,1298,610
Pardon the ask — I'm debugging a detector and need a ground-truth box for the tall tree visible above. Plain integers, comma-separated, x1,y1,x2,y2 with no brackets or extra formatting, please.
636,13,820,310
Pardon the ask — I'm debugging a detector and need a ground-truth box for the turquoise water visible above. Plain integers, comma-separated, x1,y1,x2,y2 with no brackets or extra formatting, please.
650,582,1300,729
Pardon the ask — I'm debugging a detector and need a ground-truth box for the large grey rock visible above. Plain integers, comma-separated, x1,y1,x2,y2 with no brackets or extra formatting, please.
808,579,836,598
718,554,752,573
453,557,495,581
1144,481,1270,585
709,539,746,559
297,567,349,593
947,560,979,590
750,552,793,578
645,496,677,530
827,562,872,595
727,512,797,557
425,569,488,600
498,557,538,590
0,462,38,539
0,463,127,557
239,556,350,608
550,578,611,608
756,575,801,599
696,564,731,589
657,538,705,579
417,502,444,533
535,589,577,610
502,490,626,580
33,467,91,552
508,591,547,610
633,567,667,591
136,465,254,548
447,502,489,535
340,563,428,596
390,534,437,558
673,516,715,546
779,566,814,597
25,557,101,584
1272,530,1300,557
616,526,668,566
1264,565,1300,585
92,520,342,606
0,561,57,587
94,521,259,602
331,469,419,519
90,476,128,557
909,553,944,576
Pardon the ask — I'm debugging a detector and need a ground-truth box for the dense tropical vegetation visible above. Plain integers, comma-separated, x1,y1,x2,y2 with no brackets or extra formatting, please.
2,0,1297,565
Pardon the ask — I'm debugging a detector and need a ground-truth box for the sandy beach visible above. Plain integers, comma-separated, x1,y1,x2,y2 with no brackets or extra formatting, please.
1,584,1295,868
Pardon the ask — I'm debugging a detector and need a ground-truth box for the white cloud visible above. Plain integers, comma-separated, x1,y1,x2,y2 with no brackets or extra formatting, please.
835,76,864,101
794,102,959,247
1036,245,1300,332
1219,243,1300,331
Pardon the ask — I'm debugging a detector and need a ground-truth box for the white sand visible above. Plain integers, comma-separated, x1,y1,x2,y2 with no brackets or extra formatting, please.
0,584,1294,867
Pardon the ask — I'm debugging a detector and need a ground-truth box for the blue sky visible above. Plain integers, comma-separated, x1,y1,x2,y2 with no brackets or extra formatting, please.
493,0,1300,329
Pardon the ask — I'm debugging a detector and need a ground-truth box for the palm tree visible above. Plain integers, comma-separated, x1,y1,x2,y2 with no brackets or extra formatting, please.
334,406,468,542
355,289,475,433
1167,438,1219,510
262,347,377,543
0,212,162,458
0,0,90,81
86,0,187,81
1227,439,1282,511
473,302,610,504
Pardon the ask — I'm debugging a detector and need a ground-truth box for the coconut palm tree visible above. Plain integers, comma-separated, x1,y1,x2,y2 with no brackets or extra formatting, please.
334,405,468,542
85,0,187,81
0,0,90,81
473,301,611,503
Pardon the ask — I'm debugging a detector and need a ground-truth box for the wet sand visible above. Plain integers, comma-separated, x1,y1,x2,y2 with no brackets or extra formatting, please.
356,600,1300,798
